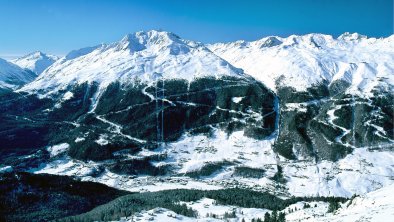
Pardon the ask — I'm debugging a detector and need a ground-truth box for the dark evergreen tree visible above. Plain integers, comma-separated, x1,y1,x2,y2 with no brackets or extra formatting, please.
264,212,271,222
271,210,278,222
278,212,286,222
327,201,340,213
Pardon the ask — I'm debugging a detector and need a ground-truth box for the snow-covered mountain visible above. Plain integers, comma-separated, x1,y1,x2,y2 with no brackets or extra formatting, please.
209,33,394,162
4,30,277,185
11,51,59,75
21,30,243,96
1,30,393,222
208,32,394,97
0,58,37,89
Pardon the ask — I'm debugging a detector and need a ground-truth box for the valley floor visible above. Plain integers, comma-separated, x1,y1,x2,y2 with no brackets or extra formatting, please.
31,135,394,198
24,135,393,221
112,184,394,222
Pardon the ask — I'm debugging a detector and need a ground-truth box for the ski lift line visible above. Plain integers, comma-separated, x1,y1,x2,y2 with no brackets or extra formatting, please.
156,79,160,144
155,77,166,147
162,78,165,144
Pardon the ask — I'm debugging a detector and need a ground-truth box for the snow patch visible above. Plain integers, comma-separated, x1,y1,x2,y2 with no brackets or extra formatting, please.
74,137,85,143
231,97,244,103
0,166,13,173
62,91,74,101
95,135,109,146
47,143,69,157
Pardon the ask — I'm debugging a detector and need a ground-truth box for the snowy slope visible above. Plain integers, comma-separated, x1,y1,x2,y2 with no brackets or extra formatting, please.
12,51,59,75
0,58,37,89
114,198,270,222
32,138,394,198
14,31,393,200
20,30,243,95
111,184,394,221
208,33,394,97
323,183,394,222
284,183,394,222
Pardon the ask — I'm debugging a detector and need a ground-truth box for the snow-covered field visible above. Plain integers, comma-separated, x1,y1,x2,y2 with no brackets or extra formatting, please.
111,184,394,221
323,183,394,222
286,183,394,222
31,128,394,198
155,129,278,174
115,198,270,222
284,148,394,197
182,198,270,221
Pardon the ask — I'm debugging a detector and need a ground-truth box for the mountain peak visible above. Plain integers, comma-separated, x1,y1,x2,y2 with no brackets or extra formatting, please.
12,51,59,74
117,30,186,52
255,36,283,48
127,30,180,42
21,30,243,95
19,51,58,60
29,51,44,57
338,32,367,41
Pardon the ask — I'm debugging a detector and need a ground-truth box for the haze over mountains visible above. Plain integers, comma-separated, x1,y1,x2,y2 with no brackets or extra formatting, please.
0,30,393,222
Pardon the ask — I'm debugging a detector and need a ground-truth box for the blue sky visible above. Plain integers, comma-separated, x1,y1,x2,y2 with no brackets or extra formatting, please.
0,0,392,57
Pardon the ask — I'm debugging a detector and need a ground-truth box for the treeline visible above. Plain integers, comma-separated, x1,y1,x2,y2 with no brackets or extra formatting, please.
234,166,266,178
58,188,348,222
248,211,286,222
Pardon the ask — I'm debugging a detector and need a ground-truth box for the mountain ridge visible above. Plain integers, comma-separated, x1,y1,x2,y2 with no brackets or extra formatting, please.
11,51,59,75
20,30,245,98
0,57,37,90
208,32,394,97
